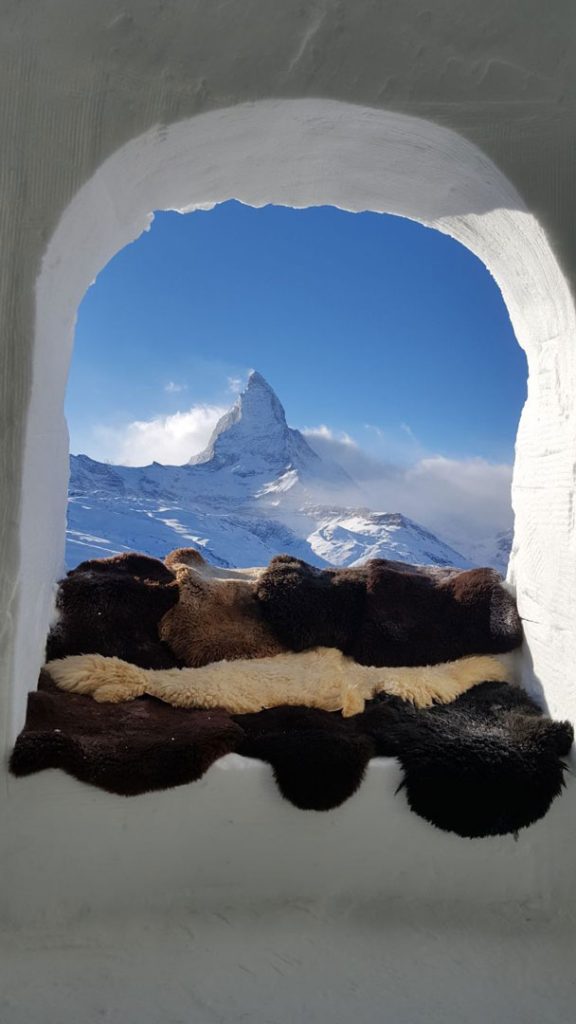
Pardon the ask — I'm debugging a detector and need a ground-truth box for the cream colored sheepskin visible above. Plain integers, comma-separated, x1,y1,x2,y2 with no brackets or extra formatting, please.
46,649,512,717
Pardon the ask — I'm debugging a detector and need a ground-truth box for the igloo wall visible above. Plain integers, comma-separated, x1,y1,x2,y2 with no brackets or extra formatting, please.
1,3,576,1022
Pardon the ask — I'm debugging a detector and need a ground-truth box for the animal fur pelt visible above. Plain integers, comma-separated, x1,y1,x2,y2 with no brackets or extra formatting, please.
45,649,512,715
11,673,573,836
256,555,523,666
160,560,285,667
10,672,242,796
361,682,574,837
236,706,377,810
46,552,180,669
238,684,573,833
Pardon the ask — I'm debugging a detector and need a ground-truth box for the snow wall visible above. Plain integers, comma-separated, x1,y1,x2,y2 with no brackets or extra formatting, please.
1,3,576,1022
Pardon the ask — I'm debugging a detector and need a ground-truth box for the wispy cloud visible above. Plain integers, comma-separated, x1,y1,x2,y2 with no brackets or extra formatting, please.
92,404,226,466
304,424,513,549
164,380,188,394
400,422,417,442
363,421,425,463
303,424,356,447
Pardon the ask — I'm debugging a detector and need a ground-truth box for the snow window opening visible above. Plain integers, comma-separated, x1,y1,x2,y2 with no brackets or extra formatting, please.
14,188,569,841
13,100,576,769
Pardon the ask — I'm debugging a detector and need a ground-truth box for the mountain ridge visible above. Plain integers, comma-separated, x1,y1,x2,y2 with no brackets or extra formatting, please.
67,372,507,573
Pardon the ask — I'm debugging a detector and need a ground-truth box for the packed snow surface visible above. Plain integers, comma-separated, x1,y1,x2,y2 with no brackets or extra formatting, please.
67,372,508,572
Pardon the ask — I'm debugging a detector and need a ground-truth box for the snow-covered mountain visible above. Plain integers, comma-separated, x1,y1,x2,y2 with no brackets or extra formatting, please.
67,371,486,572
455,529,513,576
189,371,351,489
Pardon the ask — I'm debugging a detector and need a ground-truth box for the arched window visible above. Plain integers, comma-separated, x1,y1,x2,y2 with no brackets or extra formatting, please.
13,101,576,739
65,202,524,580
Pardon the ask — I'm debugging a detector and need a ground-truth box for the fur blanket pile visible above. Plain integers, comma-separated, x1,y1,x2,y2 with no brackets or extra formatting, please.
9,546,573,837
11,671,573,838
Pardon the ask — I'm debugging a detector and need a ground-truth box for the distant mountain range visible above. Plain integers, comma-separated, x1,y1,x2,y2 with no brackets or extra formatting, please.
67,371,511,573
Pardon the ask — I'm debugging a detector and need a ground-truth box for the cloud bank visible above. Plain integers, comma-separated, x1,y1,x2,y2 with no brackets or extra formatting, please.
93,404,226,466
303,426,513,550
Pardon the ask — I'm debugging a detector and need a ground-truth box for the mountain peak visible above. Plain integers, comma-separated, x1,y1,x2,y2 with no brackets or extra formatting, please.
189,371,289,465
187,370,303,471
246,369,269,388
236,370,288,429
186,370,355,494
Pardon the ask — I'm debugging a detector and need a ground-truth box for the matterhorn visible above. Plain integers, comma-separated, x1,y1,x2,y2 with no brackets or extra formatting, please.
68,371,478,571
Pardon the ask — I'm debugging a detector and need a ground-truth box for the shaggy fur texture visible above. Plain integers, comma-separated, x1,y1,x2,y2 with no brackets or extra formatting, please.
362,682,574,837
236,706,377,810
11,673,572,835
46,548,522,682
256,555,523,666
10,672,242,796
45,649,512,715
46,552,180,669
160,562,285,667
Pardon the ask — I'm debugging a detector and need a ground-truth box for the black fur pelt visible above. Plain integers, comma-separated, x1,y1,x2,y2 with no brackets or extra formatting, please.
234,684,572,835
256,555,523,666
46,552,181,669
362,682,574,837
235,706,377,811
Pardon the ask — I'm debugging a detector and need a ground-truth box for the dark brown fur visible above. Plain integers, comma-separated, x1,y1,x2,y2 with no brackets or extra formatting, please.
256,556,523,666
10,671,242,796
46,552,181,669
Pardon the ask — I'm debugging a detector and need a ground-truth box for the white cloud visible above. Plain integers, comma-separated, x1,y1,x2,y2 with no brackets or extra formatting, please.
304,425,402,481
304,425,513,549
363,421,426,463
396,455,513,548
164,381,187,393
303,424,356,446
93,404,226,466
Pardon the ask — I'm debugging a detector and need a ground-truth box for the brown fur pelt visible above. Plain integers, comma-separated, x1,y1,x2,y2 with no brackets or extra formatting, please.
46,648,512,716
256,555,523,666
46,552,181,669
10,670,242,796
159,555,285,667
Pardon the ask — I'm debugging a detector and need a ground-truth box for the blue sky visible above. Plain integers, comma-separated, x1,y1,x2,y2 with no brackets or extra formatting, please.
67,200,526,470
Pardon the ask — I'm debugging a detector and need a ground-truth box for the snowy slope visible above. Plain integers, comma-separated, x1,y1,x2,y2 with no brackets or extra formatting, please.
453,528,513,576
305,508,472,568
66,371,477,571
